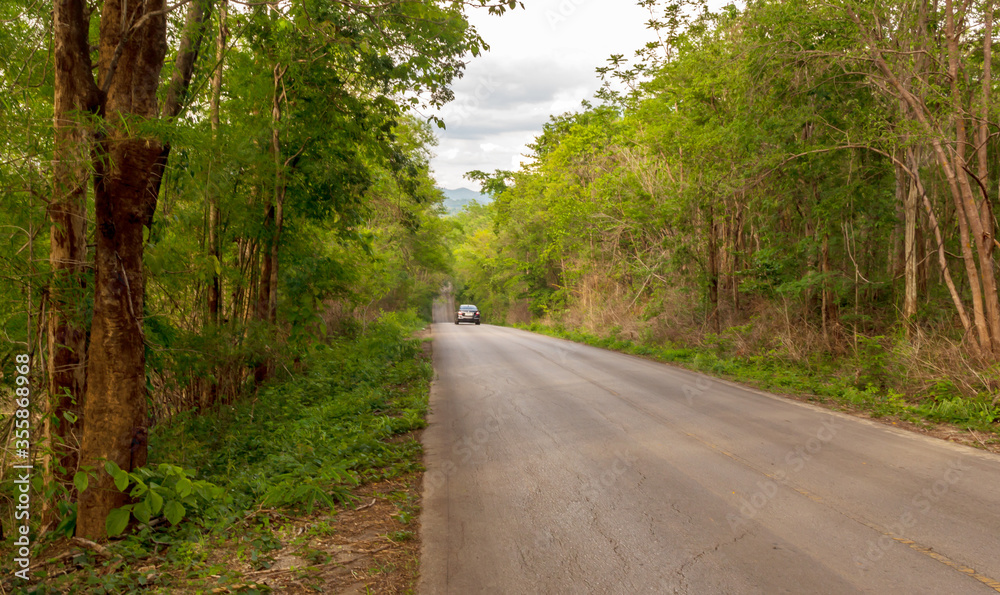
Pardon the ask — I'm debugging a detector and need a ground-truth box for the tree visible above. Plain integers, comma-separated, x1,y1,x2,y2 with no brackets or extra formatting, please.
57,0,521,536
47,0,100,493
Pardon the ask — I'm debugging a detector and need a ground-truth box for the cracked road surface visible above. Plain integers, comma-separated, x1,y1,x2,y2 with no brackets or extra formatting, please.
418,321,1000,594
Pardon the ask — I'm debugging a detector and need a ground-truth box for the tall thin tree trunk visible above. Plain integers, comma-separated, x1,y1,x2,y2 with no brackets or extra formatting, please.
910,154,973,340
207,0,227,326
253,204,274,384
267,64,287,325
946,0,1000,354
706,203,719,333
821,230,838,346
148,0,210,214
892,163,907,279
979,4,992,194
255,210,272,322
845,2,998,357
731,198,742,316
903,170,919,326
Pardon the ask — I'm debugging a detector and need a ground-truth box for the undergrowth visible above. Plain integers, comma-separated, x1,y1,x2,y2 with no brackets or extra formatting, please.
518,322,1000,435
3,311,431,594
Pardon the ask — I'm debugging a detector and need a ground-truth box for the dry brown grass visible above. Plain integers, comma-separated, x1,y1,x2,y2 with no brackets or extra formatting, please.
558,274,999,402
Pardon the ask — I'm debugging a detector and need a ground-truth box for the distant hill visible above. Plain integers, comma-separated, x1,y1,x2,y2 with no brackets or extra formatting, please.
438,187,491,215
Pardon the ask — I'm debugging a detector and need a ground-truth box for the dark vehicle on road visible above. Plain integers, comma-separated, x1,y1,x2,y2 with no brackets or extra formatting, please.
455,304,480,325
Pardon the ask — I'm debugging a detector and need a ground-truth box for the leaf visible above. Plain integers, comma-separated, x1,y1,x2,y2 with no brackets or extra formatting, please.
104,460,131,492
129,477,148,498
148,489,164,515
133,499,152,524
73,471,88,493
113,468,130,492
106,507,131,536
175,477,193,498
164,500,186,526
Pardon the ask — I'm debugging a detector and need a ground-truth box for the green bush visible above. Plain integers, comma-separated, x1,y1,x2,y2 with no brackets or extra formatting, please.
103,462,232,536
149,312,431,515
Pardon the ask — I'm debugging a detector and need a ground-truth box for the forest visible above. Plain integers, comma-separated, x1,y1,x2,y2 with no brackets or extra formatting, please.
0,0,515,590
2,0,1000,591
452,0,1000,431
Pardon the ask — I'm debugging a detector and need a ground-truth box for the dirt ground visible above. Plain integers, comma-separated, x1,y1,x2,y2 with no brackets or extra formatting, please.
11,471,425,594
221,474,424,594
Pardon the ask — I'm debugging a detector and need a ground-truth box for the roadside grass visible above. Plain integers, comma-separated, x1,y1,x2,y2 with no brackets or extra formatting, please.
516,322,1000,440
4,311,431,594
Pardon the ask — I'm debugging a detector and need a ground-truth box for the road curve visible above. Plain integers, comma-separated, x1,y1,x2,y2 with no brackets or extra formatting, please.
419,322,1000,594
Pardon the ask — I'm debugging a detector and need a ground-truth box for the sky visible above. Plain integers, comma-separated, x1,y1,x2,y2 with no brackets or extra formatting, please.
428,1,662,192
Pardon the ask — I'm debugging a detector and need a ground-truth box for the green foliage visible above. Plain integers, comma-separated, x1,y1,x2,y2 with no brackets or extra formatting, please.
0,314,432,592
103,462,233,536
260,460,358,512
149,313,431,514
915,397,999,428
853,335,894,390
443,0,999,446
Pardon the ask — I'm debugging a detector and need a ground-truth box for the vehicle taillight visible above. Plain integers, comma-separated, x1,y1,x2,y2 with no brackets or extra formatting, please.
475,311,480,315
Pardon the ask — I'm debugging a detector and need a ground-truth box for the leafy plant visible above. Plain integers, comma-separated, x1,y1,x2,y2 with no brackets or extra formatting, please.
104,462,232,536
260,461,359,512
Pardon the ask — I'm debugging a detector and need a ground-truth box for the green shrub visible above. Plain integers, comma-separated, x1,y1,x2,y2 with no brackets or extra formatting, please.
102,462,232,536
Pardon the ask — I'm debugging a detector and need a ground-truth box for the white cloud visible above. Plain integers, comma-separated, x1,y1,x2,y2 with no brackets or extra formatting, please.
429,1,661,190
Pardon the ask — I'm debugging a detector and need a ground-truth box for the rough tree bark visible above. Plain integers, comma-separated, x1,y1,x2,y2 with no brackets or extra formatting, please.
47,0,102,493
76,0,168,539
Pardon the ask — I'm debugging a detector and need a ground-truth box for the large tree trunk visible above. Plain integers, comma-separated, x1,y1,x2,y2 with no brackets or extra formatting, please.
76,0,168,539
47,0,102,495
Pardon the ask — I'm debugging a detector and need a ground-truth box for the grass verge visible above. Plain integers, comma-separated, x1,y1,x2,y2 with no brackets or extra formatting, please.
3,311,431,594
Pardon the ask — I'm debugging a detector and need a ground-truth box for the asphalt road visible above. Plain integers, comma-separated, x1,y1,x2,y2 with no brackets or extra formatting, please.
419,320,1000,594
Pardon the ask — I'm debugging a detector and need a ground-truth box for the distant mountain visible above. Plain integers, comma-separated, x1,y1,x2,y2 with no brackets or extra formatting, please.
438,187,491,215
